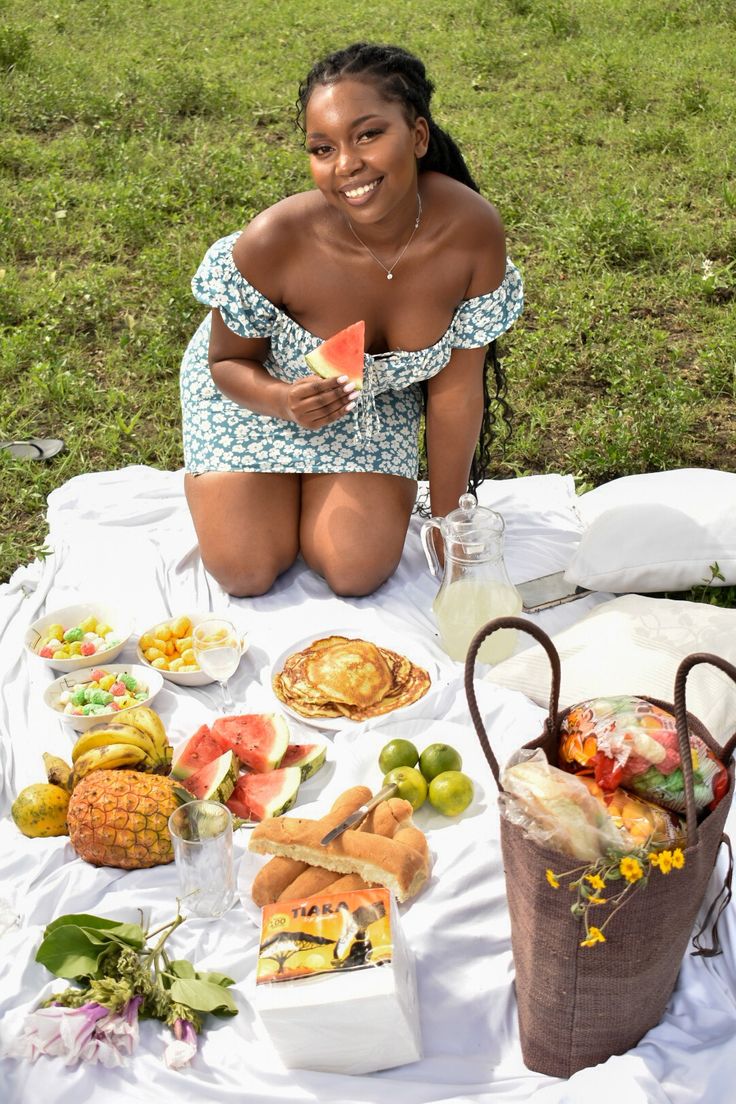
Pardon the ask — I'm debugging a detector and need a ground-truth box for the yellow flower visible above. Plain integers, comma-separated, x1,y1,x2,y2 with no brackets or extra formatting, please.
671,848,685,870
586,873,606,890
619,856,644,883
648,852,660,868
580,926,606,948
658,850,673,874
588,896,607,905
546,869,560,889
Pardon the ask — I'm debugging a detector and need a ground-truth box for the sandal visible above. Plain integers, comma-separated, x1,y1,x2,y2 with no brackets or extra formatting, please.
0,438,65,460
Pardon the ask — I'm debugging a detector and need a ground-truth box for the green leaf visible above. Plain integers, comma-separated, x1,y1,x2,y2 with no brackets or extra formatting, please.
36,927,113,979
44,914,146,949
168,978,238,1015
197,970,235,989
167,959,196,980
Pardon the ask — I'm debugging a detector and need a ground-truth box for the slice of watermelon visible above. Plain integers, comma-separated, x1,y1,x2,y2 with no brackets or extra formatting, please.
180,750,239,803
170,724,231,781
305,320,364,390
212,714,290,773
226,766,301,821
279,742,327,782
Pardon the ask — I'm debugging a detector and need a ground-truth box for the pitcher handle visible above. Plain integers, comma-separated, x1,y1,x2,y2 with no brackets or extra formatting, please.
420,518,443,578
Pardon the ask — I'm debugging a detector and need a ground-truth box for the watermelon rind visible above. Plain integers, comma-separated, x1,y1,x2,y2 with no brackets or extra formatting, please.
212,714,290,773
226,766,302,821
279,742,326,782
170,724,230,781
305,320,364,390
180,750,239,803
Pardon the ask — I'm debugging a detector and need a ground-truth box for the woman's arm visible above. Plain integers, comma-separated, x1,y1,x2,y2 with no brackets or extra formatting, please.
208,310,354,428
425,344,487,518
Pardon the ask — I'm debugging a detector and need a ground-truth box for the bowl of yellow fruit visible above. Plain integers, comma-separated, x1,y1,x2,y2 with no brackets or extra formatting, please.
136,613,244,687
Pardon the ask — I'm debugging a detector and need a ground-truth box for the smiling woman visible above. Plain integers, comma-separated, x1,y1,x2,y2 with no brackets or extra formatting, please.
179,42,523,598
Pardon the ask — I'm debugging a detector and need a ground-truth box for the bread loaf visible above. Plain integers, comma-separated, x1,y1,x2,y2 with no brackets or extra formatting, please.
249,787,431,903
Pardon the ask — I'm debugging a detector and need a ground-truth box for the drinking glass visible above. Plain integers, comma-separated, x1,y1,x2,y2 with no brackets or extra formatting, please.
168,800,236,919
193,618,241,712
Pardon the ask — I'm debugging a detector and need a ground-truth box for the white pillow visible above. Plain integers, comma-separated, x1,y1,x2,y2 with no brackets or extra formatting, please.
486,594,736,747
564,468,736,593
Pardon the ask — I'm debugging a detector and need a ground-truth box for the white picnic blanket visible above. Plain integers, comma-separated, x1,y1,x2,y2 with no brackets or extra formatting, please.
1,466,734,1103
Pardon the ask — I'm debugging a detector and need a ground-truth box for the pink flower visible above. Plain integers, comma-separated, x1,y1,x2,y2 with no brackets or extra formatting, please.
164,1018,198,1070
4,998,142,1068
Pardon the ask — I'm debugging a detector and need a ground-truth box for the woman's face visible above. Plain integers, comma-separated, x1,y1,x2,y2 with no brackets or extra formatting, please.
304,78,429,225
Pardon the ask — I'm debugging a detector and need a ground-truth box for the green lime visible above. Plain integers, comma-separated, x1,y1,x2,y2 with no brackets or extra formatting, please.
378,738,419,775
383,766,428,812
428,770,474,817
418,742,463,782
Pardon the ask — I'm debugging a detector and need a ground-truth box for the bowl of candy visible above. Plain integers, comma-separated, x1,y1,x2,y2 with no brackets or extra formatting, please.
136,612,247,687
25,603,133,673
43,663,164,732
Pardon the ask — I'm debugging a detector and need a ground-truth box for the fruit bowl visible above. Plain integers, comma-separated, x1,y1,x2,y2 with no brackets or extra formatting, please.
43,663,164,732
25,602,133,673
135,611,248,687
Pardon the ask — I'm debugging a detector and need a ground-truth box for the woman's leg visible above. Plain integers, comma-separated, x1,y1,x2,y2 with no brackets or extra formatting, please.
299,472,417,597
184,472,301,596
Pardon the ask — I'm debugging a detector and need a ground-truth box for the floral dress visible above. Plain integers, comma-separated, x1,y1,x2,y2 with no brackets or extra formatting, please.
180,231,524,477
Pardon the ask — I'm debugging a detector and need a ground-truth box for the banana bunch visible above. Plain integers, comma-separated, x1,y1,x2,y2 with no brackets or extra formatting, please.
70,706,172,788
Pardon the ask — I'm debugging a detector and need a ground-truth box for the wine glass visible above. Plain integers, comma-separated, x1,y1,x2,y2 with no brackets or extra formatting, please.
192,618,242,713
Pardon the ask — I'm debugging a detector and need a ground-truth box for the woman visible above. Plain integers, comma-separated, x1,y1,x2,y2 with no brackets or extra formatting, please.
180,42,523,597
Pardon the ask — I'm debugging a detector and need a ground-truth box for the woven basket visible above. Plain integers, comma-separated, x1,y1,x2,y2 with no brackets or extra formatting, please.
464,616,736,1078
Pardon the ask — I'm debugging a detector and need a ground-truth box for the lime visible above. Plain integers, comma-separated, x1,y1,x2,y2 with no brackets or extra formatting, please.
378,738,419,775
418,742,462,782
383,766,428,812
428,770,474,817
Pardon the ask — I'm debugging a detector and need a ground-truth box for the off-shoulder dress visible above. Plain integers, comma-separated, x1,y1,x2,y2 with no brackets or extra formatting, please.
180,231,524,478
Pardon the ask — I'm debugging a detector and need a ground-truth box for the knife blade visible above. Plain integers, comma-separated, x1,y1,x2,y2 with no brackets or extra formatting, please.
320,783,398,846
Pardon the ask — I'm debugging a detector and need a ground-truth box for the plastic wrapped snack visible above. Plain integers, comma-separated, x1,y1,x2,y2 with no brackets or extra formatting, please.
559,696,729,815
576,775,683,848
499,750,628,861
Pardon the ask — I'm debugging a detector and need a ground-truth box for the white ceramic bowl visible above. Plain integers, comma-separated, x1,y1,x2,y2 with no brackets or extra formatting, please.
135,612,248,687
25,602,133,673
43,663,164,733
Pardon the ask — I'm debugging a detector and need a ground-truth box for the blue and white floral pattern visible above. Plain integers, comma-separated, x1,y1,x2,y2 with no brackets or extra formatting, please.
180,231,524,477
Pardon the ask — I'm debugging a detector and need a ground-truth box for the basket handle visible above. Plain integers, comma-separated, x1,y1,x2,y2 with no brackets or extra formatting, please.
674,653,736,848
464,616,562,792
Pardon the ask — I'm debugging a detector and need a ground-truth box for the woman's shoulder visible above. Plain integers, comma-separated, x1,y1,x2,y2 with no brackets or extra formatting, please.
231,192,324,302
423,173,507,295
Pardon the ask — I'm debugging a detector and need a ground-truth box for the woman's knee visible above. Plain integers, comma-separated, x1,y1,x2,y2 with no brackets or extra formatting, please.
310,551,401,597
201,548,296,597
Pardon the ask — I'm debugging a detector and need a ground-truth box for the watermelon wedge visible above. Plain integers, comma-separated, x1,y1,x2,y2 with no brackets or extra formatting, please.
170,724,231,781
305,320,364,390
226,766,302,821
180,750,239,803
279,742,326,782
212,714,290,773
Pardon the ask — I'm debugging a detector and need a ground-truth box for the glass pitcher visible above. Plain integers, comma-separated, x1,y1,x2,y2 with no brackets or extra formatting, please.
421,493,522,665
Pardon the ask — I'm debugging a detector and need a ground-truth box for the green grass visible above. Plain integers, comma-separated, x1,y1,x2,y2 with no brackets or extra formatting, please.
2,0,735,591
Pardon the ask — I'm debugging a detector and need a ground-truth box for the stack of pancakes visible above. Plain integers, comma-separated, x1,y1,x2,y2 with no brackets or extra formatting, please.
273,635,430,721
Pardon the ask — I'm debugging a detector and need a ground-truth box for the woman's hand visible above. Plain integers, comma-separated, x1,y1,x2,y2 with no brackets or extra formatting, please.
284,374,356,428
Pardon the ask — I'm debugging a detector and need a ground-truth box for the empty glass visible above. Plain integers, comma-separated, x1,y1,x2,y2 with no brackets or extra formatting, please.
168,800,236,919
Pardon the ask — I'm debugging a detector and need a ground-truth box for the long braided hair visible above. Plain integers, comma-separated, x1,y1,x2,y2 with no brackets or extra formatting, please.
297,42,512,496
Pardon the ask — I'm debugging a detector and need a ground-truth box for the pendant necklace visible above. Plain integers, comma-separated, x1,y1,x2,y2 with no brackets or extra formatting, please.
345,192,422,280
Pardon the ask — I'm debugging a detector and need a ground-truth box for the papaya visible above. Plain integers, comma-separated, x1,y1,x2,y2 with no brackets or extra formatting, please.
11,783,70,837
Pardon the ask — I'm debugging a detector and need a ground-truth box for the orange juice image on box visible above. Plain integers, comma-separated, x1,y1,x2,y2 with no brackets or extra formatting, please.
257,888,393,983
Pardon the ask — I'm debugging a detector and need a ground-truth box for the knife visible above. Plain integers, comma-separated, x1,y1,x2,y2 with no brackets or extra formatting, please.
320,783,398,846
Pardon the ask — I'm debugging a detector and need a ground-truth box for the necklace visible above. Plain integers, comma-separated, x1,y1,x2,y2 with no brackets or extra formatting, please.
345,192,422,280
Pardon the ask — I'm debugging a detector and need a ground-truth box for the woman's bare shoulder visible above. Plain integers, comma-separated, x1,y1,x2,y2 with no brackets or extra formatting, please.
423,173,507,295
231,192,323,301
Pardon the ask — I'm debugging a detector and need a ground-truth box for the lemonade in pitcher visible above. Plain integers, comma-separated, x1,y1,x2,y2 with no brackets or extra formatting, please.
421,493,522,665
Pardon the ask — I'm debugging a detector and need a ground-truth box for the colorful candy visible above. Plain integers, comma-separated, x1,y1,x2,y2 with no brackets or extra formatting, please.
55,668,149,717
37,616,121,661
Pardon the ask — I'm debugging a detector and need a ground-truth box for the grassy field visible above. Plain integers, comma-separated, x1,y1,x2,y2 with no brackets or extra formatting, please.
1,0,735,585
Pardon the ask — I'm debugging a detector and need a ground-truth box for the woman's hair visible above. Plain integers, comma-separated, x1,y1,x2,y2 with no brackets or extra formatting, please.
298,42,512,497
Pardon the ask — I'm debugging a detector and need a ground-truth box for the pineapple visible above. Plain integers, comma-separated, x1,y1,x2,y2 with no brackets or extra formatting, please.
67,769,180,869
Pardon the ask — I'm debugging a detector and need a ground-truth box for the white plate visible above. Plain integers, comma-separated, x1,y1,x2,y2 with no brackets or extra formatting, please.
43,663,164,733
269,629,441,732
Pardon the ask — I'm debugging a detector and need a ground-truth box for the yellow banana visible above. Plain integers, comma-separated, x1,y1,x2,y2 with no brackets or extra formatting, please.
125,706,170,761
71,742,149,785
42,752,73,791
72,723,159,764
